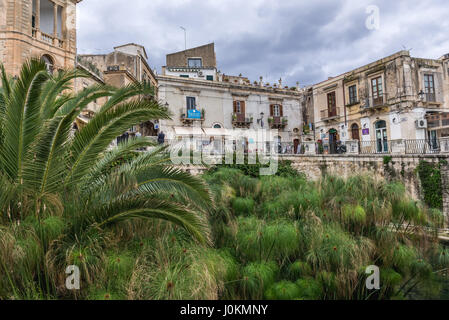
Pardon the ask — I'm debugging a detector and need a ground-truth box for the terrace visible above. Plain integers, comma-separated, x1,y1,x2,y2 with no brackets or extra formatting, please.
31,0,66,49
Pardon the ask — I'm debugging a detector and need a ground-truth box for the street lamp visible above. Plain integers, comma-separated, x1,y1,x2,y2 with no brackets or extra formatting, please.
418,90,425,101
257,112,265,128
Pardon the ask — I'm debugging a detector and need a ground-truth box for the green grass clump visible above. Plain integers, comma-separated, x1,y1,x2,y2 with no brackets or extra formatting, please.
265,280,300,300
242,261,278,299
296,278,322,300
342,204,366,224
234,217,299,262
286,261,313,279
232,197,255,216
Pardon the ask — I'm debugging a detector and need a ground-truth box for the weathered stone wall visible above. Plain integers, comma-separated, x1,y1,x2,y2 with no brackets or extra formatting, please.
282,154,449,222
181,154,449,222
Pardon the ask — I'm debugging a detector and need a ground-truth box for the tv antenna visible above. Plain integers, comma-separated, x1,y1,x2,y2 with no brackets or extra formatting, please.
180,26,187,50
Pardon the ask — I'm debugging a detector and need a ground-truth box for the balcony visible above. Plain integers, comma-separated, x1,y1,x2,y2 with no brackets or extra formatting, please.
420,92,443,107
180,108,205,125
31,29,65,49
232,113,253,128
320,108,339,122
268,116,288,129
361,93,389,111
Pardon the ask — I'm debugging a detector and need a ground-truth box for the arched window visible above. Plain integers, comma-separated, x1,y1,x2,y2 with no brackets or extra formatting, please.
213,123,222,129
351,123,360,140
41,54,54,74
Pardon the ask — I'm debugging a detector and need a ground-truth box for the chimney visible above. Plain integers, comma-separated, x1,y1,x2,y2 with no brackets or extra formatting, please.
259,76,263,87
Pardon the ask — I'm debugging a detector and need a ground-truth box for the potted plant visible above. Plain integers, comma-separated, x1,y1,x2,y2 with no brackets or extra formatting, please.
282,118,288,124
201,109,205,119
303,124,310,135
268,117,274,125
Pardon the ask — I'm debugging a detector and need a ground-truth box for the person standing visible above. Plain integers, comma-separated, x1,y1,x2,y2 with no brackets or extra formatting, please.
157,131,165,145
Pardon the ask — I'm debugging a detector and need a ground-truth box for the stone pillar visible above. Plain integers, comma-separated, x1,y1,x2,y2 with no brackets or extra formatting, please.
441,158,449,227
53,2,58,43
35,0,40,30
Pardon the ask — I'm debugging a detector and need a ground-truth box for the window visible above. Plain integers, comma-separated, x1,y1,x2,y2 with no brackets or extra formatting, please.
273,105,281,117
180,75,189,78
235,101,242,113
188,58,202,68
348,85,358,104
206,75,214,81
213,124,222,129
186,97,196,110
327,92,336,117
424,74,435,102
371,76,383,106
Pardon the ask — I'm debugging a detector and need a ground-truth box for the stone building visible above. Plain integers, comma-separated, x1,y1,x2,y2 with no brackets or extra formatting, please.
158,43,305,154
78,43,159,137
78,43,158,91
0,0,81,76
312,50,449,154
73,62,106,129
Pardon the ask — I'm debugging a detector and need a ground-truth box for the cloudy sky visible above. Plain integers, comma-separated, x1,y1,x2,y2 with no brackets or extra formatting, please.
77,0,449,87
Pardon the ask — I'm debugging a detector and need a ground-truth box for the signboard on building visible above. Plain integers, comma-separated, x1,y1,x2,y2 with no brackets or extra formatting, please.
187,109,202,119
362,128,370,135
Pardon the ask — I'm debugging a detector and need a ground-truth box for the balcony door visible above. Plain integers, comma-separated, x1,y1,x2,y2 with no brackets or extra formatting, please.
270,104,283,125
424,74,436,102
375,120,388,153
234,101,246,122
371,76,383,106
327,92,336,117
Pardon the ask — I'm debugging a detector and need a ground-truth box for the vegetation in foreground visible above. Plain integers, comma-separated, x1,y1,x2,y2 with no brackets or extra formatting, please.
203,167,449,300
0,60,448,300
0,60,211,299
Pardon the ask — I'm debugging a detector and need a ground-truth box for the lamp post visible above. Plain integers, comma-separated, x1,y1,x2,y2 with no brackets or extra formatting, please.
257,112,265,128
418,90,425,102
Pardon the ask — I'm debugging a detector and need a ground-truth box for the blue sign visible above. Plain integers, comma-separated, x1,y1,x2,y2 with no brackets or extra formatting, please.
187,109,202,119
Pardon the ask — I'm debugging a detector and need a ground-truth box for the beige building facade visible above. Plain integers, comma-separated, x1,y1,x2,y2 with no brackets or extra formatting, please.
0,0,81,76
313,51,449,154
158,44,304,154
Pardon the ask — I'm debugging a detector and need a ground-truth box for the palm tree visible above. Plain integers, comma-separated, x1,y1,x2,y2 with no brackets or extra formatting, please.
0,59,211,298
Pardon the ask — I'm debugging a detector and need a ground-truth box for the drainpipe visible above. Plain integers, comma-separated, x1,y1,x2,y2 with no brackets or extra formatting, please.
342,80,347,126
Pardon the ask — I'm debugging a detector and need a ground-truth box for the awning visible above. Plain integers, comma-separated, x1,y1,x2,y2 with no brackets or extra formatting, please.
173,126,204,136
202,128,229,136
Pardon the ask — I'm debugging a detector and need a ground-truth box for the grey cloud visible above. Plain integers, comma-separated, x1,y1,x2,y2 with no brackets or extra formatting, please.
77,0,449,87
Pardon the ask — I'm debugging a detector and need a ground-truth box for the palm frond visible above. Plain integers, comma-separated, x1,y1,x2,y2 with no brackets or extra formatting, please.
135,166,212,206
0,59,49,181
91,196,210,244
82,137,158,188
65,99,170,186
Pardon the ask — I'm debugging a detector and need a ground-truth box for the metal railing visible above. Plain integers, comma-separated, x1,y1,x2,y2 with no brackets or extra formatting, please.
362,93,389,109
232,113,253,125
320,108,339,120
122,138,449,156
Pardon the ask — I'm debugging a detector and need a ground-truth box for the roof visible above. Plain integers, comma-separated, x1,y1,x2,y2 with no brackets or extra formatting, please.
166,43,215,57
113,43,149,60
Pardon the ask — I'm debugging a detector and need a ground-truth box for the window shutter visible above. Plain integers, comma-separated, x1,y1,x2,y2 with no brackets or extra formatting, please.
270,104,274,116
280,105,284,117
233,101,237,113
241,101,246,114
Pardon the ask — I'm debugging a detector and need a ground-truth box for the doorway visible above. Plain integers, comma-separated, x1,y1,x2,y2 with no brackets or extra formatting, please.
293,139,300,154
329,129,338,154
375,120,388,153
351,123,360,141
